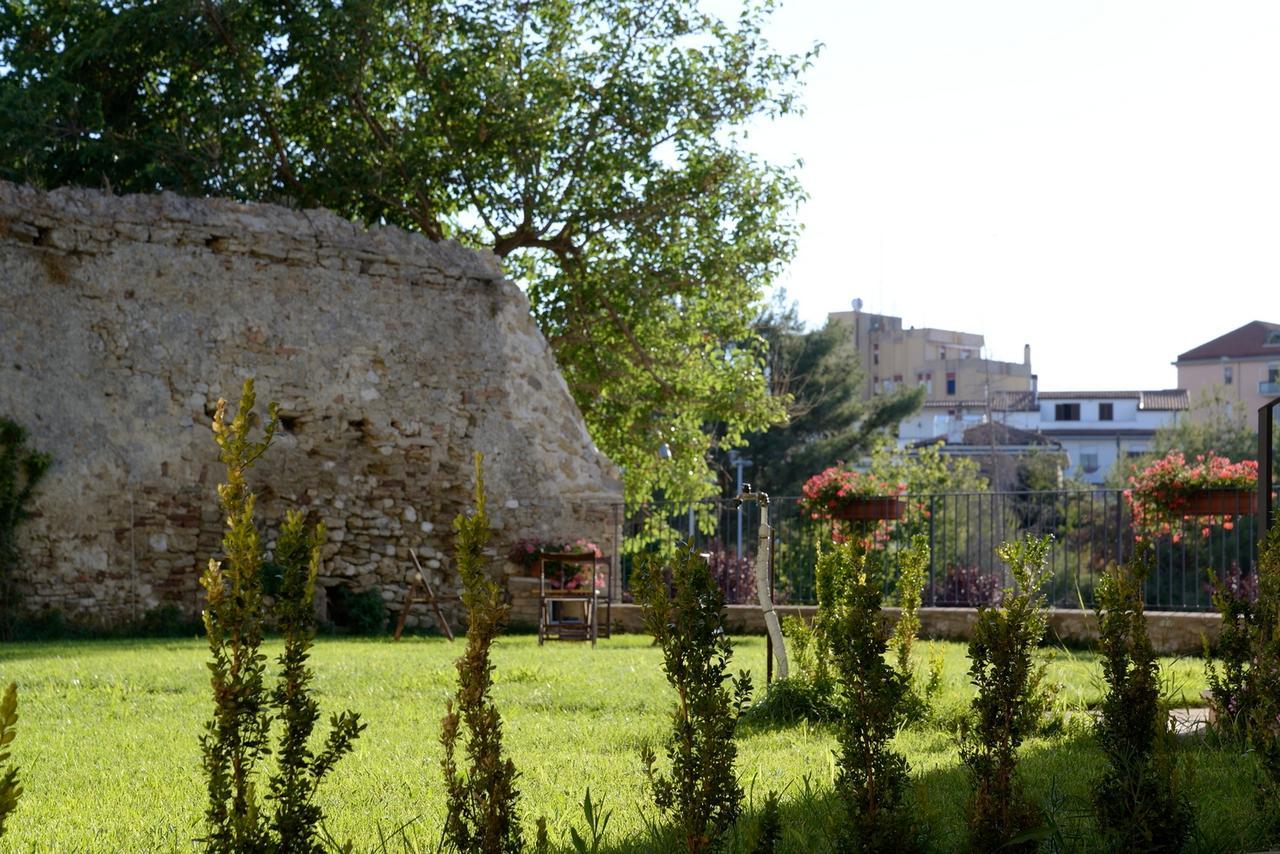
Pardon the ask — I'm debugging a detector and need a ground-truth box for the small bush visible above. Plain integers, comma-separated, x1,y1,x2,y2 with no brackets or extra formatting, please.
0,683,19,838
0,419,52,641
702,542,756,605
1092,546,1194,852
325,586,388,635
1205,565,1256,736
892,536,942,724
635,544,752,853
1249,523,1280,838
933,563,1003,607
960,535,1053,853
440,453,523,854
821,539,921,853
199,379,362,852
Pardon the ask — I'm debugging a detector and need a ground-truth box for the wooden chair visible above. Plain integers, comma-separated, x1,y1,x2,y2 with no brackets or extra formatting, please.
536,550,611,646
392,549,456,641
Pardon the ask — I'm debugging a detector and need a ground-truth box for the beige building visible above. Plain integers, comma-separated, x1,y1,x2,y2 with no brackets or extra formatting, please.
1174,321,1280,418
828,307,1034,403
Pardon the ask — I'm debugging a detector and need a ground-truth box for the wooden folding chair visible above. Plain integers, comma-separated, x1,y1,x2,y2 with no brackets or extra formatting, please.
393,549,455,641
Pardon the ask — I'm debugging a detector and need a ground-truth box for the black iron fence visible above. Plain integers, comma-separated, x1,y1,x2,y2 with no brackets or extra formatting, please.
621,490,1259,612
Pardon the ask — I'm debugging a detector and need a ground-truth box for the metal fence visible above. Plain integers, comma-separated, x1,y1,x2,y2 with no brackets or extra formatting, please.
621,490,1259,612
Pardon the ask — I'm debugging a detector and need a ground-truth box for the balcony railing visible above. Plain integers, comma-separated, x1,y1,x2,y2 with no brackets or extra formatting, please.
621,489,1259,611
1260,381,1280,395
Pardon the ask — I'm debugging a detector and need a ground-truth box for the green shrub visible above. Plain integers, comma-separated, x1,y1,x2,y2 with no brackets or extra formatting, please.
821,539,921,853
0,683,19,838
749,791,782,854
1250,523,1280,839
1092,546,1194,852
200,379,362,852
325,586,388,635
635,544,752,854
891,536,942,725
441,453,523,854
1204,566,1254,737
0,419,51,641
960,535,1053,853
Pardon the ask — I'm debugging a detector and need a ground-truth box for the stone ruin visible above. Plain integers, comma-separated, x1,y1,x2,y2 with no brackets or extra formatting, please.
0,181,623,629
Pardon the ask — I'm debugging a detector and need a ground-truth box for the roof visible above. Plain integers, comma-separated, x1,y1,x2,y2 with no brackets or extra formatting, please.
1139,389,1190,411
909,422,1060,449
920,389,1187,411
1176,321,1280,363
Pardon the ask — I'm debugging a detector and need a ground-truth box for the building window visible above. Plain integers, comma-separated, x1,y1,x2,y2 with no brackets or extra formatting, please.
946,372,956,395
1270,362,1280,383
1224,364,1233,385
1099,402,1113,421
1054,403,1080,421
883,379,893,392
1267,330,1280,346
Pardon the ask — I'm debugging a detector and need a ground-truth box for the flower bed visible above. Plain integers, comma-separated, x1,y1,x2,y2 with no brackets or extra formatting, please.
1125,452,1257,541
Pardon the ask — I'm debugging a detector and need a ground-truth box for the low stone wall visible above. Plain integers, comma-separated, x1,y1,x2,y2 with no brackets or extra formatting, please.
507,578,1221,654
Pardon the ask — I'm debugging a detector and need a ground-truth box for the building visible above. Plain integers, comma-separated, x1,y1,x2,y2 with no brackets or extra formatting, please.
828,306,1034,403
899,389,1188,484
907,421,1065,491
1174,320,1280,417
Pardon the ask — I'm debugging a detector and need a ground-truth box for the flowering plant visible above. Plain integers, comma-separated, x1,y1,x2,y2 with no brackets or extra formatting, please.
506,538,604,590
799,466,903,523
1125,451,1257,540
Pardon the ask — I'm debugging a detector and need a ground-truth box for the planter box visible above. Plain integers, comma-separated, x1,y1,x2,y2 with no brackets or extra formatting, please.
832,497,905,522
1182,489,1255,516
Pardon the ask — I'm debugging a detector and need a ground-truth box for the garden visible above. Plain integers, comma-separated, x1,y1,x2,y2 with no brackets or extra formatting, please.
1,386,1279,853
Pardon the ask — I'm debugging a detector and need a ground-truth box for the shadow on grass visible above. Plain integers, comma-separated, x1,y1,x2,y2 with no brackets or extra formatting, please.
579,726,1273,854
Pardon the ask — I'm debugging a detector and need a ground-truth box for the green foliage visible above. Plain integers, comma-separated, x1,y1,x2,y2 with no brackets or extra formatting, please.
634,544,752,853
0,0,817,507
0,683,19,838
1249,523,1280,838
0,419,51,641
960,535,1053,853
199,379,362,853
749,790,782,854
268,511,366,852
1204,569,1254,737
324,586,389,636
200,382,278,851
440,453,523,854
1092,548,1194,852
892,537,943,724
568,788,611,854
735,297,922,498
1152,385,1256,463
818,539,920,853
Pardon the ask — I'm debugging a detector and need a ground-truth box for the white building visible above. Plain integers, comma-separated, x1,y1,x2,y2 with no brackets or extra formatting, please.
898,390,1188,484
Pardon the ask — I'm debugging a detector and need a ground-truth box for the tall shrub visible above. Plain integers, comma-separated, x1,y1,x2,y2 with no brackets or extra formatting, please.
440,453,523,854
1204,568,1254,735
1249,523,1280,837
0,419,51,640
200,379,362,852
268,511,365,850
635,544,752,853
960,535,1052,852
891,536,942,723
820,539,920,853
0,683,19,837
1092,547,1193,852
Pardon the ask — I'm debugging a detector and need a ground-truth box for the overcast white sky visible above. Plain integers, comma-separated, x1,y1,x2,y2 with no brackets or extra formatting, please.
726,0,1278,391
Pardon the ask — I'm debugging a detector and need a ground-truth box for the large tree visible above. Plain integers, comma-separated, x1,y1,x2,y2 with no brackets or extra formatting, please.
0,0,813,505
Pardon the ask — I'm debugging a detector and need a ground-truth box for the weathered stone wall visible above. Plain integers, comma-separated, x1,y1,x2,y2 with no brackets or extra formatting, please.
0,182,622,628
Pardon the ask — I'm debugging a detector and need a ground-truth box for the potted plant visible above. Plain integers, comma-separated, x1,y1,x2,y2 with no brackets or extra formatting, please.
800,466,905,530
1125,451,1257,541
506,538,605,590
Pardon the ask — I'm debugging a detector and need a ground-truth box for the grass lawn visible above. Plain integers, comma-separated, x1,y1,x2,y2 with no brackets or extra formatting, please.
0,633,1270,852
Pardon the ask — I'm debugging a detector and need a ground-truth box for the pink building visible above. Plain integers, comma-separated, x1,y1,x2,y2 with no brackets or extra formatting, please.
1175,321,1280,417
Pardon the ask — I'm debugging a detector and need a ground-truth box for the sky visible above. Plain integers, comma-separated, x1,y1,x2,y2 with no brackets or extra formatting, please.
720,0,1279,392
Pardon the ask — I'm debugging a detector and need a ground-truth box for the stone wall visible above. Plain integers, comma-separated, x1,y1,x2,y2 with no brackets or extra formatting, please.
508,580,1222,655
0,182,622,628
